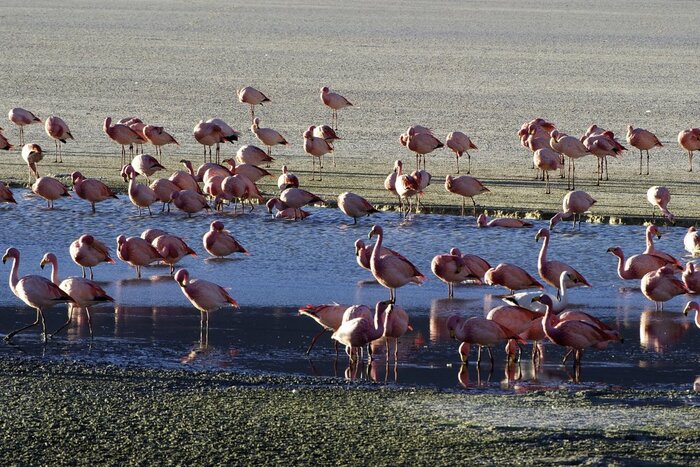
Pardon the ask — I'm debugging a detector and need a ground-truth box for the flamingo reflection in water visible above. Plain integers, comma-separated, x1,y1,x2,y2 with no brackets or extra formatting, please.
639,310,691,352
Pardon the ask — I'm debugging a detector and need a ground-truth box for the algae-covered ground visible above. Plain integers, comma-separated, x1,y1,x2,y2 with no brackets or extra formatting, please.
0,359,697,465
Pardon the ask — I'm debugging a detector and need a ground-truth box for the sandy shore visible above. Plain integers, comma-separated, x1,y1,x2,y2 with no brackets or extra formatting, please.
0,0,698,221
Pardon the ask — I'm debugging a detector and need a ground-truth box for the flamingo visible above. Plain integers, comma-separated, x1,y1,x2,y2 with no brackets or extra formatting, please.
31,176,70,209
8,108,41,145
174,268,239,338
607,247,673,281
280,187,325,218
399,125,434,147
44,115,73,163
151,234,197,274
368,225,426,303
150,178,180,212
682,264,700,294
203,220,250,258
21,143,44,182
72,171,117,213
582,133,624,185
116,235,163,278
683,301,700,328
140,228,169,244
0,182,17,204
647,186,674,223
236,145,273,166
549,190,597,230
535,228,591,289
130,154,165,183
354,239,401,272
251,117,288,157
381,301,411,362
227,160,271,183
303,128,333,180
143,124,179,159
237,86,270,122
477,214,533,228
2,248,75,342
431,251,474,298
193,120,226,163
445,131,478,174
395,172,420,217
70,235,114,279
684,227,700,257
384,160,403,206
104,117,142,166
122,165,157,216
451,249,491,282
298,303,350,355
197,160,232,183
486,305,543,339
643,225,681,268
446,315,523,366
171,189,210,217
627,126,662,175
0,132,13,151
337,192,379,224
484,263,543,293
277,165,299,191
121,117,148,153
320,86,352,130
220,174,263,213
331,301,388,363
533,148,563,193
502,271,575,313
168,160,201,193
313,125,341,143
266,198,311,220
641,266,688,311
406,126,444,170
549,130,590,190
39,253,113,338
678,128,700,172
557,310,623,353
445,175,489,217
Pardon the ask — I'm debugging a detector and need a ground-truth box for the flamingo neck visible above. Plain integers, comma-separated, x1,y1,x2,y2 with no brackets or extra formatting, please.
7,256,19,294
645,231,654,253
538,234,549,267
370,231,383,266
48,259,59,285
542,307,558,341
557,277,569,309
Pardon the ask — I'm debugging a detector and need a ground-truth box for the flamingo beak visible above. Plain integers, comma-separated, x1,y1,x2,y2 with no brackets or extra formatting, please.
684,303,691,316
40,261,46,269
2,254,7,264
449,329,456,339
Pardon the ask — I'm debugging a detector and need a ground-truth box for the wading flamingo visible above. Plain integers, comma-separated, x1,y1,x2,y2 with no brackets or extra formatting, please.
123,165,157,216
484,263,543,293
477,214,533,228
641,266,688,311
151,234,197,274
446,315,523,366
535,228,591,289
431,250,475,298
236,145,273,166
202,220,250,258
450,248,491,283
354,239,401,273
44,115,73,163
70,235,114,279
381,301,411,362
72,171,117,213
607,247,672,281
331,301,388,363
682,264,700,294
171,189,210,217
21,143,44,183
150,178,180,212
277,165,299,191
549,190,596,230
131,154,165,183
116,235,163,278
683,301,700,328
0,132,13,151
298,303,350,355
684,227,700,257
31,176,70,209
337,192,379,224
0,182,16,204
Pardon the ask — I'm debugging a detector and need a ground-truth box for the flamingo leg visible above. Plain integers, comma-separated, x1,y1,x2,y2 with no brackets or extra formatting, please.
81,266,87,278
639,150,643,175
50,306,75,338
85,307,94,339
471,196,477,218
305,328,327,355
646,150,650,175
4,308,45,342
604,156,609,181
89,267,94,280
456,154,460,174
562,348,573,364
467,151,471,174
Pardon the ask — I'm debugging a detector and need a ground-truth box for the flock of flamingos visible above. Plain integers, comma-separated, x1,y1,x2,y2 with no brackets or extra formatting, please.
0,85,699,374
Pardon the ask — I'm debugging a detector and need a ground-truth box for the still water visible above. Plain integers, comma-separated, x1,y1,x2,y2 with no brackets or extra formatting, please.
0,189,697,390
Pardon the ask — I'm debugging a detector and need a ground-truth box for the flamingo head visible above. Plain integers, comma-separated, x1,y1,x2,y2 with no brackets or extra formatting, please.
320,86,329,94
647,225,662,239
684,301,700,317
303,129,313,139
179,159,193,170
354,239,365,256
39,252,57,269
535,228,550,242
549,212,564,231
207,220,224,232
394,159,402,171
281,165,288,174
71,171,85,184
174,269,190,287
120,164,134,182
80,234,95,245
252,117,260,127
449,248,462,257
222,158,236,169
606,246,623,258
116,235,126,247
445,315,464,339
476,214,487,227
22,143,42,158
532,294,554,310
2,247,19,264
368,224,383,240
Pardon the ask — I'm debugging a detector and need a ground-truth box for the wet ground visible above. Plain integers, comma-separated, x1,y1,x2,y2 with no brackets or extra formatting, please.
0,189,698,391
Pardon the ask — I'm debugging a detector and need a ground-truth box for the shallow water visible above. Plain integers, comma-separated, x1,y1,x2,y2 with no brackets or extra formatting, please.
0,189,697,391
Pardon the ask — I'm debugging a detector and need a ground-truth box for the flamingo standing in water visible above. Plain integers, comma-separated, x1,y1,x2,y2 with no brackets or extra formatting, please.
607,247,673,281
277,166,299,191
143,124,179,160
116,235,163,278
278,187,325,219
202,220,250,258
477,214,533,228
627,126,662,175
384,160,403,206
647,186,674,223
446,131,477,174
643,225,681,268
381,301,411,362
0,182,16,204
354,239,401,273
641,266,688,311
31,176,70,209
484,263,543,293
549,190,596,230
72,171,118,213
172,189,210,217
678,128,700,172
445,175,489,217
122,165,157,216
337,192,379,224
368,225,426,303
320,86,352,130
0,132,13,151
2,247,74,342
298,303,351,355
8,108,41,145
70,235,114,279
451,248,491,283
446,315,523,366
104,117,142,166
150,234,197,274
535,228,591,289
39,253,113,338
332,301,389,363
237,86,270,122
21,143,44,183
44,115,73,163
431,250,475,298
251,117,288,157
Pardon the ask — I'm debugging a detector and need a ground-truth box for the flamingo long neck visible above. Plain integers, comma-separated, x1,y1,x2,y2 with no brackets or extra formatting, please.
128,177,137,197
185,161,194,176
48,259,59,285
542,307,558,342
556,276,569,310
538,234,549,267
7,256,19,294
645,230,655,253
612,251,632,280
370,231,383,268
372,308,386,341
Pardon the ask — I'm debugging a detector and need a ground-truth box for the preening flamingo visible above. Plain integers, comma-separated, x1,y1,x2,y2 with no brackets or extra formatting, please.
277,165,299,191
337,192,379,224
484,263,543,293
21,143,44,183
646,186,673,223
8,108,41,145
237,86,270,122
549,190,596,230
384,160,403,205
627,126,662,175
446,131,477,174
535,228,591,289
171,189,210,217
533,148,563,194
123,164,157,216
406,126,443,170
130,154,165,183
70,235,114,279
450,248,491,282
150,178,180,212
320,86,352,130
682,264,700,294
280,187,324,217
549,130,590,190
45,115,73,163
683,301,700,328
684,227,700,257
31,176,70,209
477,214,532,228
354,239,400,272
445,175,489,217
72,171,117,213
203,220,250,258
431,250,475,298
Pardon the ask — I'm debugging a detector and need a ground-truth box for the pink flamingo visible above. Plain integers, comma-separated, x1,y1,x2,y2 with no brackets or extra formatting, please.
72,171,117,213
431,250,473,298
0,182,16,204
607,247,672,281
682,264,700,294
487,305,543,340
31,176,70,209
399,125,433,147
643,225,681,268
227,160,271,183
368,225,426,303
70,235,114,279
174,268,239,336
641,266,688,311
193,120,225,163
21,143,44,182
39,253,113,337
237,86,270,122
172,189,210,217
582,133,624,185
8,108,41,145
535,228,591,289
121,117,147,153
477,214,533,228
557,309,623,355
251,117,288,157
143,125,179,160
313,124,341,144
320,86,352,130
150,178,180,212
298,303,350,355
549,190,597,230
122,165,157,216
381,301,411,362
266,198,311,220
445,175,489,217
678,128,700,172
44,115,73,163
280,187,325,217
337,192,379,224
445,131,478,174
116,235,163,278
168,160,201,193
684,227,700,257
549,130,590,190
104,117,142,166
130,154,165,183
151,234,197,274
627,126,662,175
236,145,274,166
533,148,563,193
395,172,420,217
451,248,491,282
446,315,523,366
0,132,13,151
484,263,543,293
140,229,168,244
384,160,403,205
646,186,674,223
331,301,388,363
197,160,232,183
277,165,299,191
220,174,263,213
406,126,444,170
203,220,250,258
354,239,401,272
2,247,74,342
683,301,700,328
303,128,333,180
